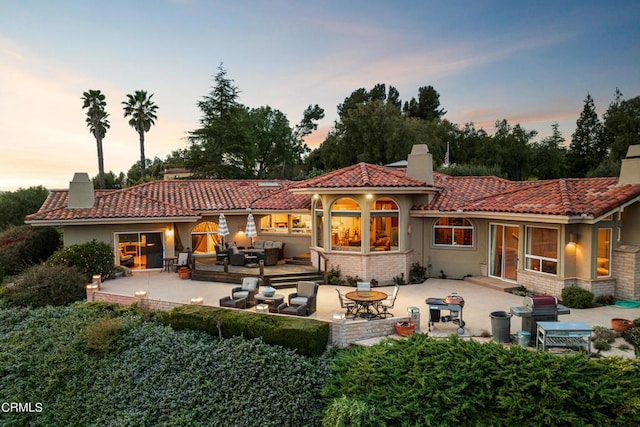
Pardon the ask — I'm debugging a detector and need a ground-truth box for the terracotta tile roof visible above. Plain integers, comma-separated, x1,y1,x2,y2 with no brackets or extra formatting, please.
419,175,640,218
26,179,303,223
289,162,431,189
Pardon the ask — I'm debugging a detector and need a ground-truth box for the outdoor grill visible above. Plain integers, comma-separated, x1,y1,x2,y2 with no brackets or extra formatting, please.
425,292,466,335
510,295,570,337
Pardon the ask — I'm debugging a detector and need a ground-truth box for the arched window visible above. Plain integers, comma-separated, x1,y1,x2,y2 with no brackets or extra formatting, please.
191,221,222,254
331,198,361,251
434,217,474,247
370,197,399,251
314,199,323,248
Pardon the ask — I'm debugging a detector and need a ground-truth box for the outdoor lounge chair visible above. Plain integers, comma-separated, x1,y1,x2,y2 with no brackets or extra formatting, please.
276,302,308,316
378,285,399,318
228,246,246,266
258,247,279,266
288,281,319,315
336,288,357,317
231,277,260,307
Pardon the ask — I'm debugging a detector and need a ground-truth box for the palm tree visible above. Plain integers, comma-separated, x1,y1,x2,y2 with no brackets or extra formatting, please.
81,90,110,189
122,90,159,180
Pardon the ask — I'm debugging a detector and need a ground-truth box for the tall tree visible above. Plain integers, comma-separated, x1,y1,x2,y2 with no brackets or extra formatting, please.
602,89,640,165
568,93,602,177
122,90,159,180
403,85,446,121
81,89,110,189
530,123,568,179
0,186,49,230
492,119,537,180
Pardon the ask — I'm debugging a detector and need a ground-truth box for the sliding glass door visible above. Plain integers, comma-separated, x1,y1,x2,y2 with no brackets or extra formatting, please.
489,224,519,282
115,232,164,270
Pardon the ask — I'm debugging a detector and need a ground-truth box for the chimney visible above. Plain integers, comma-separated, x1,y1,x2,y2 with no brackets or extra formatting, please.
619,145,640,186
68,172,95,208
405,144,433,185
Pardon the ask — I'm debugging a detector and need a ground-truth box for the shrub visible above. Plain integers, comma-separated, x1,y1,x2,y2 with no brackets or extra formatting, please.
392,272,406,285
3,264,86,307
0,225,61,280
561,286,594,308
48,239,114,281
322,334,640,426
409,262,427,283
622,326,640,357
160,305,330,356
345,275,360,286
594,294,616,305
323,396,378,426
84,315,124,354
328,266,345,285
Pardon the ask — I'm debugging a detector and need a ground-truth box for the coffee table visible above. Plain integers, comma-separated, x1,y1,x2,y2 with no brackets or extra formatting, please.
254,293,285,313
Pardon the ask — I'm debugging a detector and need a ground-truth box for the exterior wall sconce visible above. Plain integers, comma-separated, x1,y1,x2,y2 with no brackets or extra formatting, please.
568,233,578,245
365,193,373,199
166,227,174,237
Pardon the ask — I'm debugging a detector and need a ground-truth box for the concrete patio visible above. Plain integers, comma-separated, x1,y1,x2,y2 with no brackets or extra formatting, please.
99,271,640,340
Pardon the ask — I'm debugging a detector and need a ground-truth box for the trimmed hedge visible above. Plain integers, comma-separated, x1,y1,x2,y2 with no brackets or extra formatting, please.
160,305,330,356
322,334,640,426
561,286,594,308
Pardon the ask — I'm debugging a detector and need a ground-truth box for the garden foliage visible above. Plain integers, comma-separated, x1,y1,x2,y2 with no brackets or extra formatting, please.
322,334,640,426
47,239,114,281
160,304,330,356
3,264,86,307
0,303,327,426
0,225,60,281
561,286,594,308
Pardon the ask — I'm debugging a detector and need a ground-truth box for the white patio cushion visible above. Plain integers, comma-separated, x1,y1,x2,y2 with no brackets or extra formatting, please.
241,277,259,291
297,281,316,297
233,290,249,299
254,240,265,249
264,241,275,248
272,241,282,248
290,296,308,306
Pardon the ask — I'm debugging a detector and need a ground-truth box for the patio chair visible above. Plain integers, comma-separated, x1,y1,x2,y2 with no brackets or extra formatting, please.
176,252,190,269
228,246,246,266
336,288,357,317
288,281,319,315
215,244,229,265
276,302,308,316
231,277,260,307
356,281,371,291
378,285,400,318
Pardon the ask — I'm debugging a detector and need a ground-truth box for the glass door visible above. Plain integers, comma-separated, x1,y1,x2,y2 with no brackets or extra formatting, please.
116,232,164,270
489,224,519,282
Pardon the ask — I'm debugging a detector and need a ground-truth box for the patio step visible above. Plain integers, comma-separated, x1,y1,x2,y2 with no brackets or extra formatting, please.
285,254,312,266
463,276,519,293
266,271,325,289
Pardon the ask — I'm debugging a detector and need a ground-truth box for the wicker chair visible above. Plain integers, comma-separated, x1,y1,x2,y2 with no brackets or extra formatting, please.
231,277,260,307
288,281,319,315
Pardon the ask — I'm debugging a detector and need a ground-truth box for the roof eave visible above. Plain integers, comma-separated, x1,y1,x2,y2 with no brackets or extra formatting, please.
25,216,201,227
410,210,589,224
290,186,438,195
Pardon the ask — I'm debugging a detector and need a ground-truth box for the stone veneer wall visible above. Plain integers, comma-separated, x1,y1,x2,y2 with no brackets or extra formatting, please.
311,249,412,284
518,270,617,299
331,315,411,348
613,245,640,300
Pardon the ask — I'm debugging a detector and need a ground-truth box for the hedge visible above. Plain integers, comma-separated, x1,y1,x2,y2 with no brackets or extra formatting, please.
0,225,61,280
160,304,330,356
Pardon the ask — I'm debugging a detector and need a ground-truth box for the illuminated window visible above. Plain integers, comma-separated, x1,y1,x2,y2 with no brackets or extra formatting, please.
191,221,222,254
314,200,323,248
291,214,312,234
260,214,289,233
525,227,557,275
331,198,361,252
597,228,611,277
434,217,473,246
370,197,399,251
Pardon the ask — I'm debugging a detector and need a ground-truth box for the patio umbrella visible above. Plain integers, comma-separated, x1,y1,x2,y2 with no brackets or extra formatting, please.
218,213,229,243
245,213,257,246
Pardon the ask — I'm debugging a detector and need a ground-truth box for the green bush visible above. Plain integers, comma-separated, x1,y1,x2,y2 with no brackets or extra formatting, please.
322,334,640,426
561,286,594,308
3,263,87,307
48,239,114,281
323,396,378,426
0,225,61,280
409,262,427,283
84,315,125,354
160,305,330,356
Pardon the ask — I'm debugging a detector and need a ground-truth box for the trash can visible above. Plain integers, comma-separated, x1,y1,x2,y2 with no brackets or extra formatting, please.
517,330,531,347
490,311,511,343
407,307,420,330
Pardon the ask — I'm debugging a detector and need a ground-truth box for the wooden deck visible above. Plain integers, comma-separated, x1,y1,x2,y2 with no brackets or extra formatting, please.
191,257,325,288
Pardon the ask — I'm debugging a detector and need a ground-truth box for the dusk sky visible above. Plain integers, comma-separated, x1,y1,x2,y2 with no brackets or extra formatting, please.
1,1,639,191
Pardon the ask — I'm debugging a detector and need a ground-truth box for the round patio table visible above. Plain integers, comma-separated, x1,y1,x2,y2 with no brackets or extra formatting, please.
345,290,387,319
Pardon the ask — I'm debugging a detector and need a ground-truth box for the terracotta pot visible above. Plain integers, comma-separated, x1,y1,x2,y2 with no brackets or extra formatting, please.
611,318,633,333
178,267,191,279
395,321,415,337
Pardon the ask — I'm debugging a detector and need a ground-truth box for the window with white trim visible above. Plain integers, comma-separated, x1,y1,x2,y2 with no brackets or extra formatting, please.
260,214,289,233
370,197,399,251
434,217,473,246
525,226,557,275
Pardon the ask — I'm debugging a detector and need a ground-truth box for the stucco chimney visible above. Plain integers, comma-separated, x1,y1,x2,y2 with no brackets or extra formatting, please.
405,144,433,185
619,145,640,186
68,172,95,208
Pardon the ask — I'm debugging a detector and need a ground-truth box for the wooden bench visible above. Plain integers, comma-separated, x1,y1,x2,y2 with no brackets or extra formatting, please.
536,321,592,353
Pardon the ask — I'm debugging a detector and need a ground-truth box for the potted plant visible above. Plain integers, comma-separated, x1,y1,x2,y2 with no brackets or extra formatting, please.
395,321,415,337
178,266,191,279
611,318,633,333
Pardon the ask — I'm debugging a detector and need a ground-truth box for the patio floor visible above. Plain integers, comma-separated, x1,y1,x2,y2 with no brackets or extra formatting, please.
101,271,640,340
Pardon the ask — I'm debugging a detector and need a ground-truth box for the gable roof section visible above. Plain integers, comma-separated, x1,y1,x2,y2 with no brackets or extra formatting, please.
26,179,304,224
419,175,640,218
289,162,433,191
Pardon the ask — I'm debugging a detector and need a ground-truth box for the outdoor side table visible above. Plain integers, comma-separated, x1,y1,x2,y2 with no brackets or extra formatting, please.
255,294,285,313
162,257,177,272
536,321,592,353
